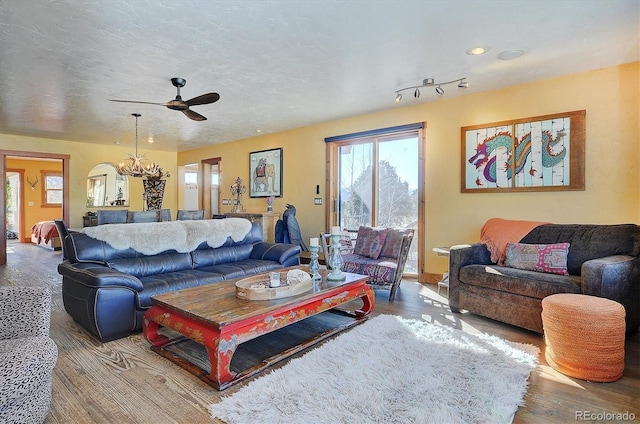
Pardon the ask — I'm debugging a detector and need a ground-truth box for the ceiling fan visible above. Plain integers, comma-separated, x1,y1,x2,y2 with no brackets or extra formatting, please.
108,77,220,121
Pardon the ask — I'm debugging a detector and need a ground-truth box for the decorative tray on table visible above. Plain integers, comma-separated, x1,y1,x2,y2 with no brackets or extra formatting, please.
235,269,314,300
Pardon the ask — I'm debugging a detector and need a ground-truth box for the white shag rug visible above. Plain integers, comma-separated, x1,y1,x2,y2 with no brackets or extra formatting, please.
81,218,252,255
209,314,539,424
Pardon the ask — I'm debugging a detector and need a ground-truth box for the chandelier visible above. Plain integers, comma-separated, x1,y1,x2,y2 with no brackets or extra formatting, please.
116,113,169,180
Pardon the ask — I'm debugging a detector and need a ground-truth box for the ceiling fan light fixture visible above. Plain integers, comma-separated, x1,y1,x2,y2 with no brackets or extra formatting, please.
107,78,219,121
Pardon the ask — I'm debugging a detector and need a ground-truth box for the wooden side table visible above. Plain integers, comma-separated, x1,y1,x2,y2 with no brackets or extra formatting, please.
225,212,280,242
83,215,98,227
433,247,450,296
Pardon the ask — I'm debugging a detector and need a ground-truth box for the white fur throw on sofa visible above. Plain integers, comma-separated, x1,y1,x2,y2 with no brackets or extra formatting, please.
81,218,253,255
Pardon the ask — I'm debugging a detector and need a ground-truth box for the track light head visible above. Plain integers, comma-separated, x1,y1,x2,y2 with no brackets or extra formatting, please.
458,80,469,88
395,92,402,102
414,88,420,98
435,86,444,95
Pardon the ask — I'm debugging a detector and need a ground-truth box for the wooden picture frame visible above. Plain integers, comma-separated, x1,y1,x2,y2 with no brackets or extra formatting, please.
461,110,585,193
249,148,283,197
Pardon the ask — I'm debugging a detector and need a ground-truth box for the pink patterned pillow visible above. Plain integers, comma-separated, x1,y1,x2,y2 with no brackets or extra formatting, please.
380,229,411,259
504,242,570,275
353,226,389,259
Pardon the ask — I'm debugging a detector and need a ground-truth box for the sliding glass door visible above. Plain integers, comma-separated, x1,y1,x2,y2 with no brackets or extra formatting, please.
329,128,422,277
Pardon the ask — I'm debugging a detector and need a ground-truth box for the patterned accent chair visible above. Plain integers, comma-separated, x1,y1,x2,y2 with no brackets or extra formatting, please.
0,286,58,423
321,226,415,301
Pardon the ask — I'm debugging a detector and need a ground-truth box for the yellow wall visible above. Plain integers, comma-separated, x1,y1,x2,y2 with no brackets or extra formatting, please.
179,62,640,276
0,137,177,229
6,158,63,240
1,62,638,276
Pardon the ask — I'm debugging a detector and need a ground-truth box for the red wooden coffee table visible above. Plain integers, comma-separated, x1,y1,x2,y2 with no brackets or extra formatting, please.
143,267,374,390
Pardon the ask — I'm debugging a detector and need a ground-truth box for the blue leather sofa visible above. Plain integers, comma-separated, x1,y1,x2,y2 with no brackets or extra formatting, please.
57,221,300,342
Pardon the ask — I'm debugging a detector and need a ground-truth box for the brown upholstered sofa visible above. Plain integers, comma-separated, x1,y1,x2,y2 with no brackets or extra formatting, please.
448,221,640,334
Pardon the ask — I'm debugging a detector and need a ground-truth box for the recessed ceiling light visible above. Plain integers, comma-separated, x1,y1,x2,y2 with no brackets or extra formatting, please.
498,50,525,60
466,46,490,55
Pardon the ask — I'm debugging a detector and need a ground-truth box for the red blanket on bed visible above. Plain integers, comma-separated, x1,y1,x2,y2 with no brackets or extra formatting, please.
31,221,59,244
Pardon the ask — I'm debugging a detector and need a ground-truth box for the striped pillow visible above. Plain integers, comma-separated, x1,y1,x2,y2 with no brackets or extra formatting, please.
504,242,570,275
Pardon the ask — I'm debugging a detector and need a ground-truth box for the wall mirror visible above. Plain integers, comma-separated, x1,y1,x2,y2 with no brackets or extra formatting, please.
86,163,129,207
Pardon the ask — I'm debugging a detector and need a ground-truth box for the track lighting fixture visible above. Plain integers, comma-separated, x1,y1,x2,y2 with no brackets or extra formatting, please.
394,77,468,102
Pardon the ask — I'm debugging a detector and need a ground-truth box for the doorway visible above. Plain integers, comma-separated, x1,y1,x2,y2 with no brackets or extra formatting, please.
0,150,70,265
182,163,200,211
200,157,221,219
210,163,220,216
5,171,22,241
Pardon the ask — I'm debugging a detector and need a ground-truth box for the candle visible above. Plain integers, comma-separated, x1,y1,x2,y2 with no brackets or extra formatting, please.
269,272,281,288
310,237,319,247
331,226,341,235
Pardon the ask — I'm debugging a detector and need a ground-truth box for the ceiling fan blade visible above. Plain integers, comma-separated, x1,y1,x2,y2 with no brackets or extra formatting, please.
185,93,220,106
108,99,166,106
183,109,207,121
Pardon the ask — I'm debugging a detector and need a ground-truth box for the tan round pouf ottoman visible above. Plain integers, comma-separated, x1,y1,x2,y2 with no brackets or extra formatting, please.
541,293,625,382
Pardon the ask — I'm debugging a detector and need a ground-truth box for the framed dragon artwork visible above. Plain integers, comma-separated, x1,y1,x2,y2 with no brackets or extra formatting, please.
461,110,585,193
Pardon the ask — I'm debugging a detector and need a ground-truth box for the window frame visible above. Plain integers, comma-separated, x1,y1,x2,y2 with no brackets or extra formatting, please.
41,170,63,207
325,124,426,281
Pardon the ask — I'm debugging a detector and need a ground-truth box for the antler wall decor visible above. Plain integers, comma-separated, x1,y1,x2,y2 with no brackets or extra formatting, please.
26,176,39,190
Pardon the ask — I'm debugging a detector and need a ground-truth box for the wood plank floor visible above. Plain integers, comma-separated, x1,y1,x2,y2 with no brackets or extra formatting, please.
2,241,638,423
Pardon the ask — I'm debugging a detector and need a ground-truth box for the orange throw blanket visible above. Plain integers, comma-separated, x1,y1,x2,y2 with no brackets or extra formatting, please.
479,218,550,265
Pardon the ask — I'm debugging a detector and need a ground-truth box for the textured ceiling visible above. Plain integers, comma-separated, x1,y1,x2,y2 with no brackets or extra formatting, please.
0,0,638,152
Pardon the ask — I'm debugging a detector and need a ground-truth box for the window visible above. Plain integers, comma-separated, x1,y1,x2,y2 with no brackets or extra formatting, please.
41,171,63,206
185,171,198,185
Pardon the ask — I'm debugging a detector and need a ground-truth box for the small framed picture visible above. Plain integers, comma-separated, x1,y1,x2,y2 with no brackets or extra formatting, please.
249,148,283,197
